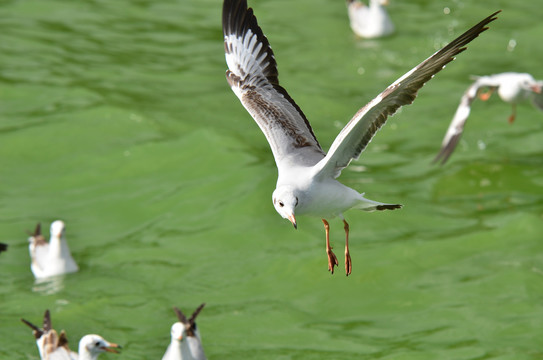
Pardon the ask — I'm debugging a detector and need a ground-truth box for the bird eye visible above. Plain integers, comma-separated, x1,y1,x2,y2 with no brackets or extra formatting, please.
295,197,298,206
278,201,284,207
95,341,101,347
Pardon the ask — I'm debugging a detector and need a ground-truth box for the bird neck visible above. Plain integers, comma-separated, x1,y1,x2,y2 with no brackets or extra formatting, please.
77,347,96,360
48,235,62,254
168,338,193,359
49,235,71,258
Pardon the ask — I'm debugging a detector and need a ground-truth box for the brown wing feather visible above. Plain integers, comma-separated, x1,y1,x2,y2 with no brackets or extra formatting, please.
21,317,44,340
223,0,326,167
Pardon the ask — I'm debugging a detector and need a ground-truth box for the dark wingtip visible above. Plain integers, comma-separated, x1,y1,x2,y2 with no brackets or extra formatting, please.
21,318,40,331
27,222,42,237
173,306,188,324
432,150,450,166
444,9,501,54
188,303,206,326
432,132,463,166
43,309,52,332
21,318,44,339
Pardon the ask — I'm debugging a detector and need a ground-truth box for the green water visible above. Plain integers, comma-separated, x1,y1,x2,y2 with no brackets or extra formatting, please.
1,0,543,359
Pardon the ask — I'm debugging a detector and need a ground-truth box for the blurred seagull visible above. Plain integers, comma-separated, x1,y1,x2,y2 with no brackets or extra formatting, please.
347,0,394,38
21,309,76,359
21,309,121,360
434,72,543,164
162,304,207,360
27,221,79,279
223,0,498,275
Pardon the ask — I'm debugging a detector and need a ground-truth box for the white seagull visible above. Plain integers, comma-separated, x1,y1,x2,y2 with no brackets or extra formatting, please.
27,220,79,279
223,0,499,275
162,304,207,360
434,72,543,164
346,0,394,39
21,309,121,360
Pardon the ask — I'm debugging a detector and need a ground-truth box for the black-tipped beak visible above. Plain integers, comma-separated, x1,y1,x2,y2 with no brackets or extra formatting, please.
103,343,121,353
288,214,297,230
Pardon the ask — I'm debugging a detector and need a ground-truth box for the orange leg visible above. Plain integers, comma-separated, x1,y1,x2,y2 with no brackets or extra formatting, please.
343,220,352,276
478,88,495,101
508,103,516,123
322,219,338,274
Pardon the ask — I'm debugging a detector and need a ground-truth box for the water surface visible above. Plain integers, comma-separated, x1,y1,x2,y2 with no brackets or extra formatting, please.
1,0,543,359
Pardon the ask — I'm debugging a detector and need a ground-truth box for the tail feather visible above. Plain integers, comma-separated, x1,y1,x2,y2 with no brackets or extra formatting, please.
357,196,402,212
375,204,402,211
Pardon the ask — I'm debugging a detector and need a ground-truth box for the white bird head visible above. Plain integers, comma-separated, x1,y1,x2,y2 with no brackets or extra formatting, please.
517,73,541,93
170,322,186,341
498,73,541,103
79,334,121,356
272,187,298,229
50,220,66,239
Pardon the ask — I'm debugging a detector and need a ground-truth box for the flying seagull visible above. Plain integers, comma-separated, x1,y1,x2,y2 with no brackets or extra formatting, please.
21,309,121,360
223,0,499,275
162,304,207,360
346,0,394,39
434,72,543,164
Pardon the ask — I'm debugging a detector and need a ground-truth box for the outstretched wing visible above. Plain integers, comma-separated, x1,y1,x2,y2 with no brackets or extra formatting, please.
433,75,499,164
313,11,500,178
223,0,326,171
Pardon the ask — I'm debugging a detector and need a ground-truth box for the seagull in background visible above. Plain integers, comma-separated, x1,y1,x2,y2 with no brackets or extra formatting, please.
162,304,207,360
21,309,121,360
27,221,79,279
434,72,543,164
223,0,499,275
346,0,394,39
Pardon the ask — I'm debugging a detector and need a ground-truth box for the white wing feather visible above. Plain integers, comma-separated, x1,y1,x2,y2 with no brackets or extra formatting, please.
223,0,325,172
315,11,500,177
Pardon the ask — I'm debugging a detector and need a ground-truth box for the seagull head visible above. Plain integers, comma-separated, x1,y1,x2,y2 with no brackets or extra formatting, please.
272,187,298,229
517,74,541,94
80,334,121,356
170,322,186,341
50,220,66,239
531,81,543,94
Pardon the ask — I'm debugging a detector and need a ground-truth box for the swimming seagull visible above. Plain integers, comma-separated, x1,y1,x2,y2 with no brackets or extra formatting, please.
346,0,394,39
27,221,79,279
21,309,121,360
223,0,499,275
162,304,207,360
434,72,543,164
